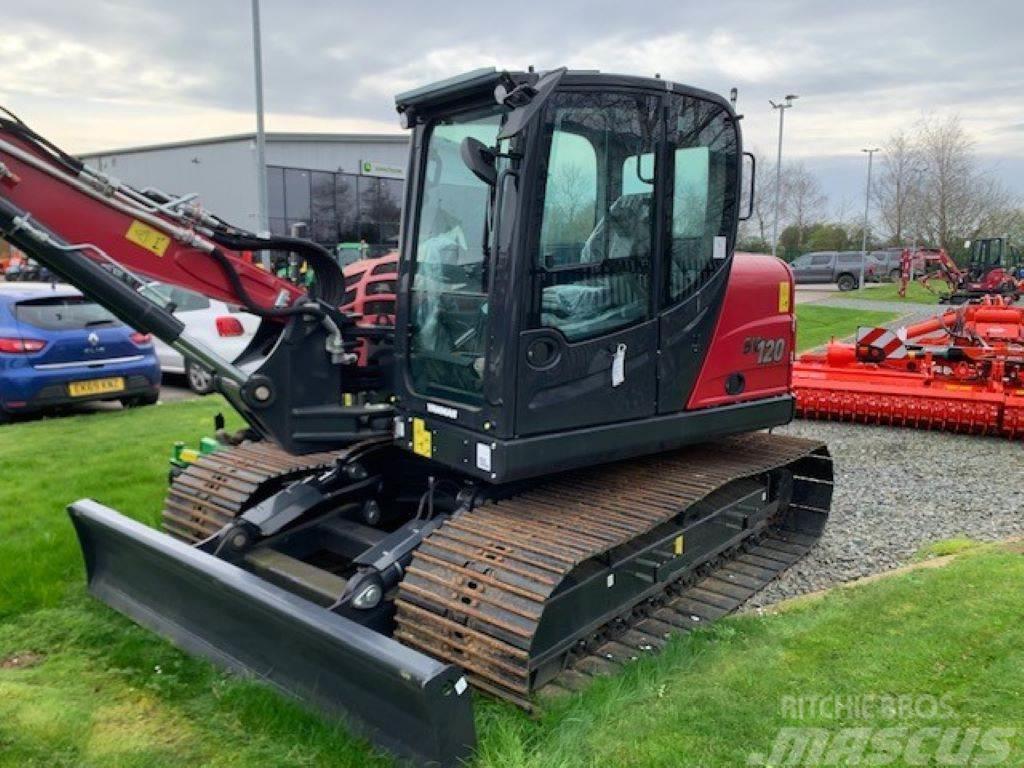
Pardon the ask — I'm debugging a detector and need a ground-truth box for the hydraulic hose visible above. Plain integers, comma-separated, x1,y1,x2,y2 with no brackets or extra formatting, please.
208,230,345,307
1,109,345,313
0,111,84,176
206,245,328,320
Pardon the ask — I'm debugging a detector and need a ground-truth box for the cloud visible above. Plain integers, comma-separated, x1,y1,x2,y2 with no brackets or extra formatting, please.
570,29,817,85
0,0,1022,199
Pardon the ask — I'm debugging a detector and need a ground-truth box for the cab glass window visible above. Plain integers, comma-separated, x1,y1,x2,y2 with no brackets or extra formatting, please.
408,106,503,405
534,91,659,341
539,132,597,268
666,94,738,303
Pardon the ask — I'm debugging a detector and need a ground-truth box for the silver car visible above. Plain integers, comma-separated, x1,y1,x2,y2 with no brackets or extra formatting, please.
138,283,261,394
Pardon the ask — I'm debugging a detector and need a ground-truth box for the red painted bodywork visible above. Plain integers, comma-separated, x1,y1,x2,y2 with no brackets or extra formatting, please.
341,253,397,323
0,131,304,313
687,252,794,409
340,252,397,364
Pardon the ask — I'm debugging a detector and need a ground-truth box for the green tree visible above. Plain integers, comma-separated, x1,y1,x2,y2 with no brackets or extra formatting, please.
804,222,850,251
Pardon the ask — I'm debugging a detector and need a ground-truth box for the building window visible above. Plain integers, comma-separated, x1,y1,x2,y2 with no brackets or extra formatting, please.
311,171,337,243
267,167,286,236
334,174,358,243
283,168,311,225
267,165,405,257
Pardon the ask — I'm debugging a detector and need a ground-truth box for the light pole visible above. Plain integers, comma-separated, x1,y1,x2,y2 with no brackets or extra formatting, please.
770,95,798,259
859,147,879,289
250,0,270,268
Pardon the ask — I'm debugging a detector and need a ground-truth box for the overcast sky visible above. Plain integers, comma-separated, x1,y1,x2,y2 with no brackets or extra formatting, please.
2,0,1022,211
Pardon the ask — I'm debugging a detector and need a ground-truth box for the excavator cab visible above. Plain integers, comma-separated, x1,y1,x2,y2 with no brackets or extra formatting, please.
952,237,1023,302
967,236,1007,280
391,69,789,484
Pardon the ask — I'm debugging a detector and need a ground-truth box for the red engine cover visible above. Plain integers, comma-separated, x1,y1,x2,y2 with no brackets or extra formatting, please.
687,252,795,409
340,252,398,365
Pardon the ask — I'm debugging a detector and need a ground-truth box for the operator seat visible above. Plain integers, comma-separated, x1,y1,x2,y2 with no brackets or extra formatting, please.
541,193,651,339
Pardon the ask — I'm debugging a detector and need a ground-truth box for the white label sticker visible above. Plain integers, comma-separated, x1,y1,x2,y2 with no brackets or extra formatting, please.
713,236,727,260
393,418,406,439
426,402,459,420
454,676,468,695
611,343,626,388
475,442,492,472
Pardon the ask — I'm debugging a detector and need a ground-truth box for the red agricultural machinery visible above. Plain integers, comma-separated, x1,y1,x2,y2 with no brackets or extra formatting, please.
794,296,1024,438
339,252,397,364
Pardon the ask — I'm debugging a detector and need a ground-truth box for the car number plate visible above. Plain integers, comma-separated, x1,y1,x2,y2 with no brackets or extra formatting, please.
68,377,126,397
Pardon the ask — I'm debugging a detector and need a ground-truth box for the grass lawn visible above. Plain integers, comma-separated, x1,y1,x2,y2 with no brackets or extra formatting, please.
837,281,943,304
2,402,1022,767
795,304,899,351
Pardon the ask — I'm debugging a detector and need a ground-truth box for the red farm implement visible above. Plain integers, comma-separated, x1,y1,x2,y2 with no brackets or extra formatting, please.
794,296,1024,438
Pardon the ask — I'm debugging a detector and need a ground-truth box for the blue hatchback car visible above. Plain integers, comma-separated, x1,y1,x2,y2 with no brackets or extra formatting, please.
0,282,161,422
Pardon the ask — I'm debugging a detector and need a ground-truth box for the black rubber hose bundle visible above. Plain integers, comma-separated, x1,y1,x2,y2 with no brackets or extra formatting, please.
0,109,85,175
208,231,346,309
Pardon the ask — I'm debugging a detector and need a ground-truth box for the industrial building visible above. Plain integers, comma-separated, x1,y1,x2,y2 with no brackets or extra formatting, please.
80,132,409,254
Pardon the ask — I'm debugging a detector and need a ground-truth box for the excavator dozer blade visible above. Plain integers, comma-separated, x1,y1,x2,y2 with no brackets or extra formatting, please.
68,499,476,768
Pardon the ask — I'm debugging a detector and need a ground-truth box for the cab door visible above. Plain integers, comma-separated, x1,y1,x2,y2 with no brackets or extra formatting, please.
514,90,662,436
655,91,742,412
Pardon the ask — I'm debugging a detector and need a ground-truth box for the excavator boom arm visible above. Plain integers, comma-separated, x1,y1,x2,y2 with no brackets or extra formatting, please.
0,120,310,313
0,111,391,454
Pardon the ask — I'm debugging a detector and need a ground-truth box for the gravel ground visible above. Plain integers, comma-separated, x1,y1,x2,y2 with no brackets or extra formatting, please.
746,420,1024,607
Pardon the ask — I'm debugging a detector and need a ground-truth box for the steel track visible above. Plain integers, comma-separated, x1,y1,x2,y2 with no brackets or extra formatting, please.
160,433,832,710
161,442,344,543
539,525,820,700
392,432,833,707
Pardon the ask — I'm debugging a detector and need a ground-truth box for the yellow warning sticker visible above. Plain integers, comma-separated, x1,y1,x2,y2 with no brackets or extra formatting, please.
674,535,685,556
778,281,791,313
412,417,432,458
125,220,170,257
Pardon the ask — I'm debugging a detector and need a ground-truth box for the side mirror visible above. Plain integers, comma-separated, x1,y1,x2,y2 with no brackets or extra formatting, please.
460,137,497,187
739,152,756,221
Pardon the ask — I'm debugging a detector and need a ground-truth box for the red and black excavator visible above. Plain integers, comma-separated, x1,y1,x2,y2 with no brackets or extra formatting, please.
948,237,1024,304
0,68,833,767
899,239,1023,304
